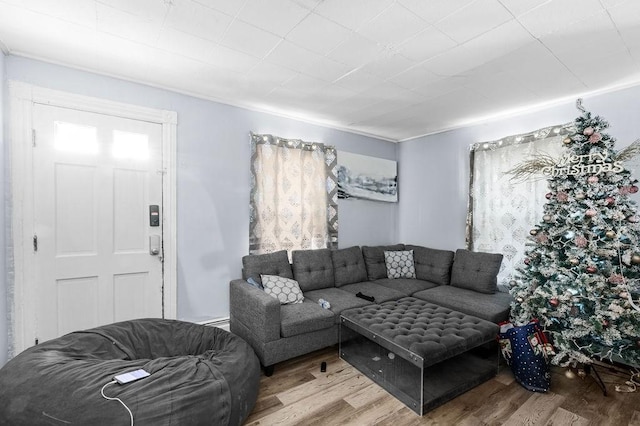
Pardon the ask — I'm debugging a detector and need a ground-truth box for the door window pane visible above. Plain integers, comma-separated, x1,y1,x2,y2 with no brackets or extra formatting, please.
54,121,98,154
113,130,149,160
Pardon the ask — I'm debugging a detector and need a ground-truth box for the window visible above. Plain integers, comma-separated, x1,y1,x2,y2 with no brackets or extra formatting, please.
249,133,338,255
54,121,98,154
467,123,573,287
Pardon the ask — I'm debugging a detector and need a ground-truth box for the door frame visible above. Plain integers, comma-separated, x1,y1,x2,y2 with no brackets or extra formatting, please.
9,81,178,355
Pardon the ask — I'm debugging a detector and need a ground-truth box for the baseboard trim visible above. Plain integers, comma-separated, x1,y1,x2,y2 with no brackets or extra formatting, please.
197,317,230,332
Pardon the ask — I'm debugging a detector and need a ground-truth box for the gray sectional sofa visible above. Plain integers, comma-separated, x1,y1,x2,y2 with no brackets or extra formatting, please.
229,244,512,374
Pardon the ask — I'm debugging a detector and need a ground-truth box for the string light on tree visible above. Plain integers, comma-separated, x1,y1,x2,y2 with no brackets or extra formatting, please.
508,100,640,367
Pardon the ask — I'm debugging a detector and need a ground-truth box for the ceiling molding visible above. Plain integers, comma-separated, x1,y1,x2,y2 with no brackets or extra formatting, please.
0,38,9,55
399,77,640,143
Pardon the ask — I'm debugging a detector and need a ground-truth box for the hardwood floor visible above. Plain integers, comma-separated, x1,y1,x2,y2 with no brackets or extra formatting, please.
245,346,640,425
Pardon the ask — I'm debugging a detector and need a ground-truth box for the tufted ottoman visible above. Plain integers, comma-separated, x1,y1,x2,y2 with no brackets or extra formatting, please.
340,297,499,415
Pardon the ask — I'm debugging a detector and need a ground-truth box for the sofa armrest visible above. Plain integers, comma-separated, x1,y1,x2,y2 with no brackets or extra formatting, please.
230,279,281,343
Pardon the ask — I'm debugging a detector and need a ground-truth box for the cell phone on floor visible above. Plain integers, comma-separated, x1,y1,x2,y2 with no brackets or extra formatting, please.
114,369,150,385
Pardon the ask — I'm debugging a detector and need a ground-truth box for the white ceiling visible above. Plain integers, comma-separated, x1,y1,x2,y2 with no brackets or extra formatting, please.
1,0,639,141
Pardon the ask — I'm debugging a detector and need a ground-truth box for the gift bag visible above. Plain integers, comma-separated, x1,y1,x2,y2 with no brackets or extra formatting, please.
498,319,553,392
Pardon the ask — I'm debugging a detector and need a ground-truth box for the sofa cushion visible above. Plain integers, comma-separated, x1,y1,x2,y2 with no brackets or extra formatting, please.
413,285,512,323
339,281,407,303
374,278,438,297
304,287,371,324
261,275,304,305
292,249,335,291
362,244,405,280
450,249,503,294
242,250,293,285
280,301,335,338
331,246,368,287
384,250,416,279
406,245,455,286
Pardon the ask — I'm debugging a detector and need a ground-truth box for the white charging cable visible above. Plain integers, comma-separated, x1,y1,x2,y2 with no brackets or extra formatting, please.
101,380,134,426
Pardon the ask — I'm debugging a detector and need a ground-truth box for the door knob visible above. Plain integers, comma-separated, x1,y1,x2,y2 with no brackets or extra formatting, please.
149,235,161,255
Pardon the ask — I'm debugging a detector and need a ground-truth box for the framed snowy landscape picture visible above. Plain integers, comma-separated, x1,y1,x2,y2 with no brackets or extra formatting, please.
337,151,398,202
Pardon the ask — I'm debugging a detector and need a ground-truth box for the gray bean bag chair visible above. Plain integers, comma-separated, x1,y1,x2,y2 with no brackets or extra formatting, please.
0,319,260,425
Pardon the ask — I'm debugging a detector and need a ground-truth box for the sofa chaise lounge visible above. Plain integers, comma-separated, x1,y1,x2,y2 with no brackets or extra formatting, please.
229,244,512,375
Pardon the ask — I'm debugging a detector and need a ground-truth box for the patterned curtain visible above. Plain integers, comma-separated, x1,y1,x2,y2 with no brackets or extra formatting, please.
249,133,338,255
467,123,574,288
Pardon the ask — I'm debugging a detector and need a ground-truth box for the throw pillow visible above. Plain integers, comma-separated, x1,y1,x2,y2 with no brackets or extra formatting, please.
261,274,304,304
246,277,264,290
384,250,416,279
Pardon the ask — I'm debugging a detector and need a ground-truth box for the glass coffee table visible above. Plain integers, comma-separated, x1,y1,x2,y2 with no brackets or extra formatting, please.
339,297,499,415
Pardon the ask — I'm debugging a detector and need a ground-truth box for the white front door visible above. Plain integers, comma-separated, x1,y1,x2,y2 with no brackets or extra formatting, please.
30,103,164,343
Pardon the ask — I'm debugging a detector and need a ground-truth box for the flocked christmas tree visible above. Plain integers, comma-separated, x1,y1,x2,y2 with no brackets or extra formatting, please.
509,102,640,367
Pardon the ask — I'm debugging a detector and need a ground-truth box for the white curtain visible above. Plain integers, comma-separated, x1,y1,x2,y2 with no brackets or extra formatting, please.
249,133,338,255
468,124,573,288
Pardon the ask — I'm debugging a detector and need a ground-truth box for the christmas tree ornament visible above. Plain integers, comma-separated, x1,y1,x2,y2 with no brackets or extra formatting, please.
575,235,588,247
575,193,585,200
565,368,576,379
530,229,538,236
609,274,624,284
536,233,549,244
586,265,598,273
564,230,575,239
605,197,615,206
631,186,639,194
628,215,640,223
589,133,602,143
583,127,594,136
620,291,629,299
545,192,553,199
563,137,572,144
577,368,587,378
605,230,616,239
543,214,553,222
557,191,569,202
550,297,559,307
632,254,640,264
569,258,579,266
588,176,599,184
585,209,597,218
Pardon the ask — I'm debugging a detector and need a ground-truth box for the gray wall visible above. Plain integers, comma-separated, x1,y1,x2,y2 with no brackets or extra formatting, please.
1,56,398,364
398,86,640,250
0,52,6,367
